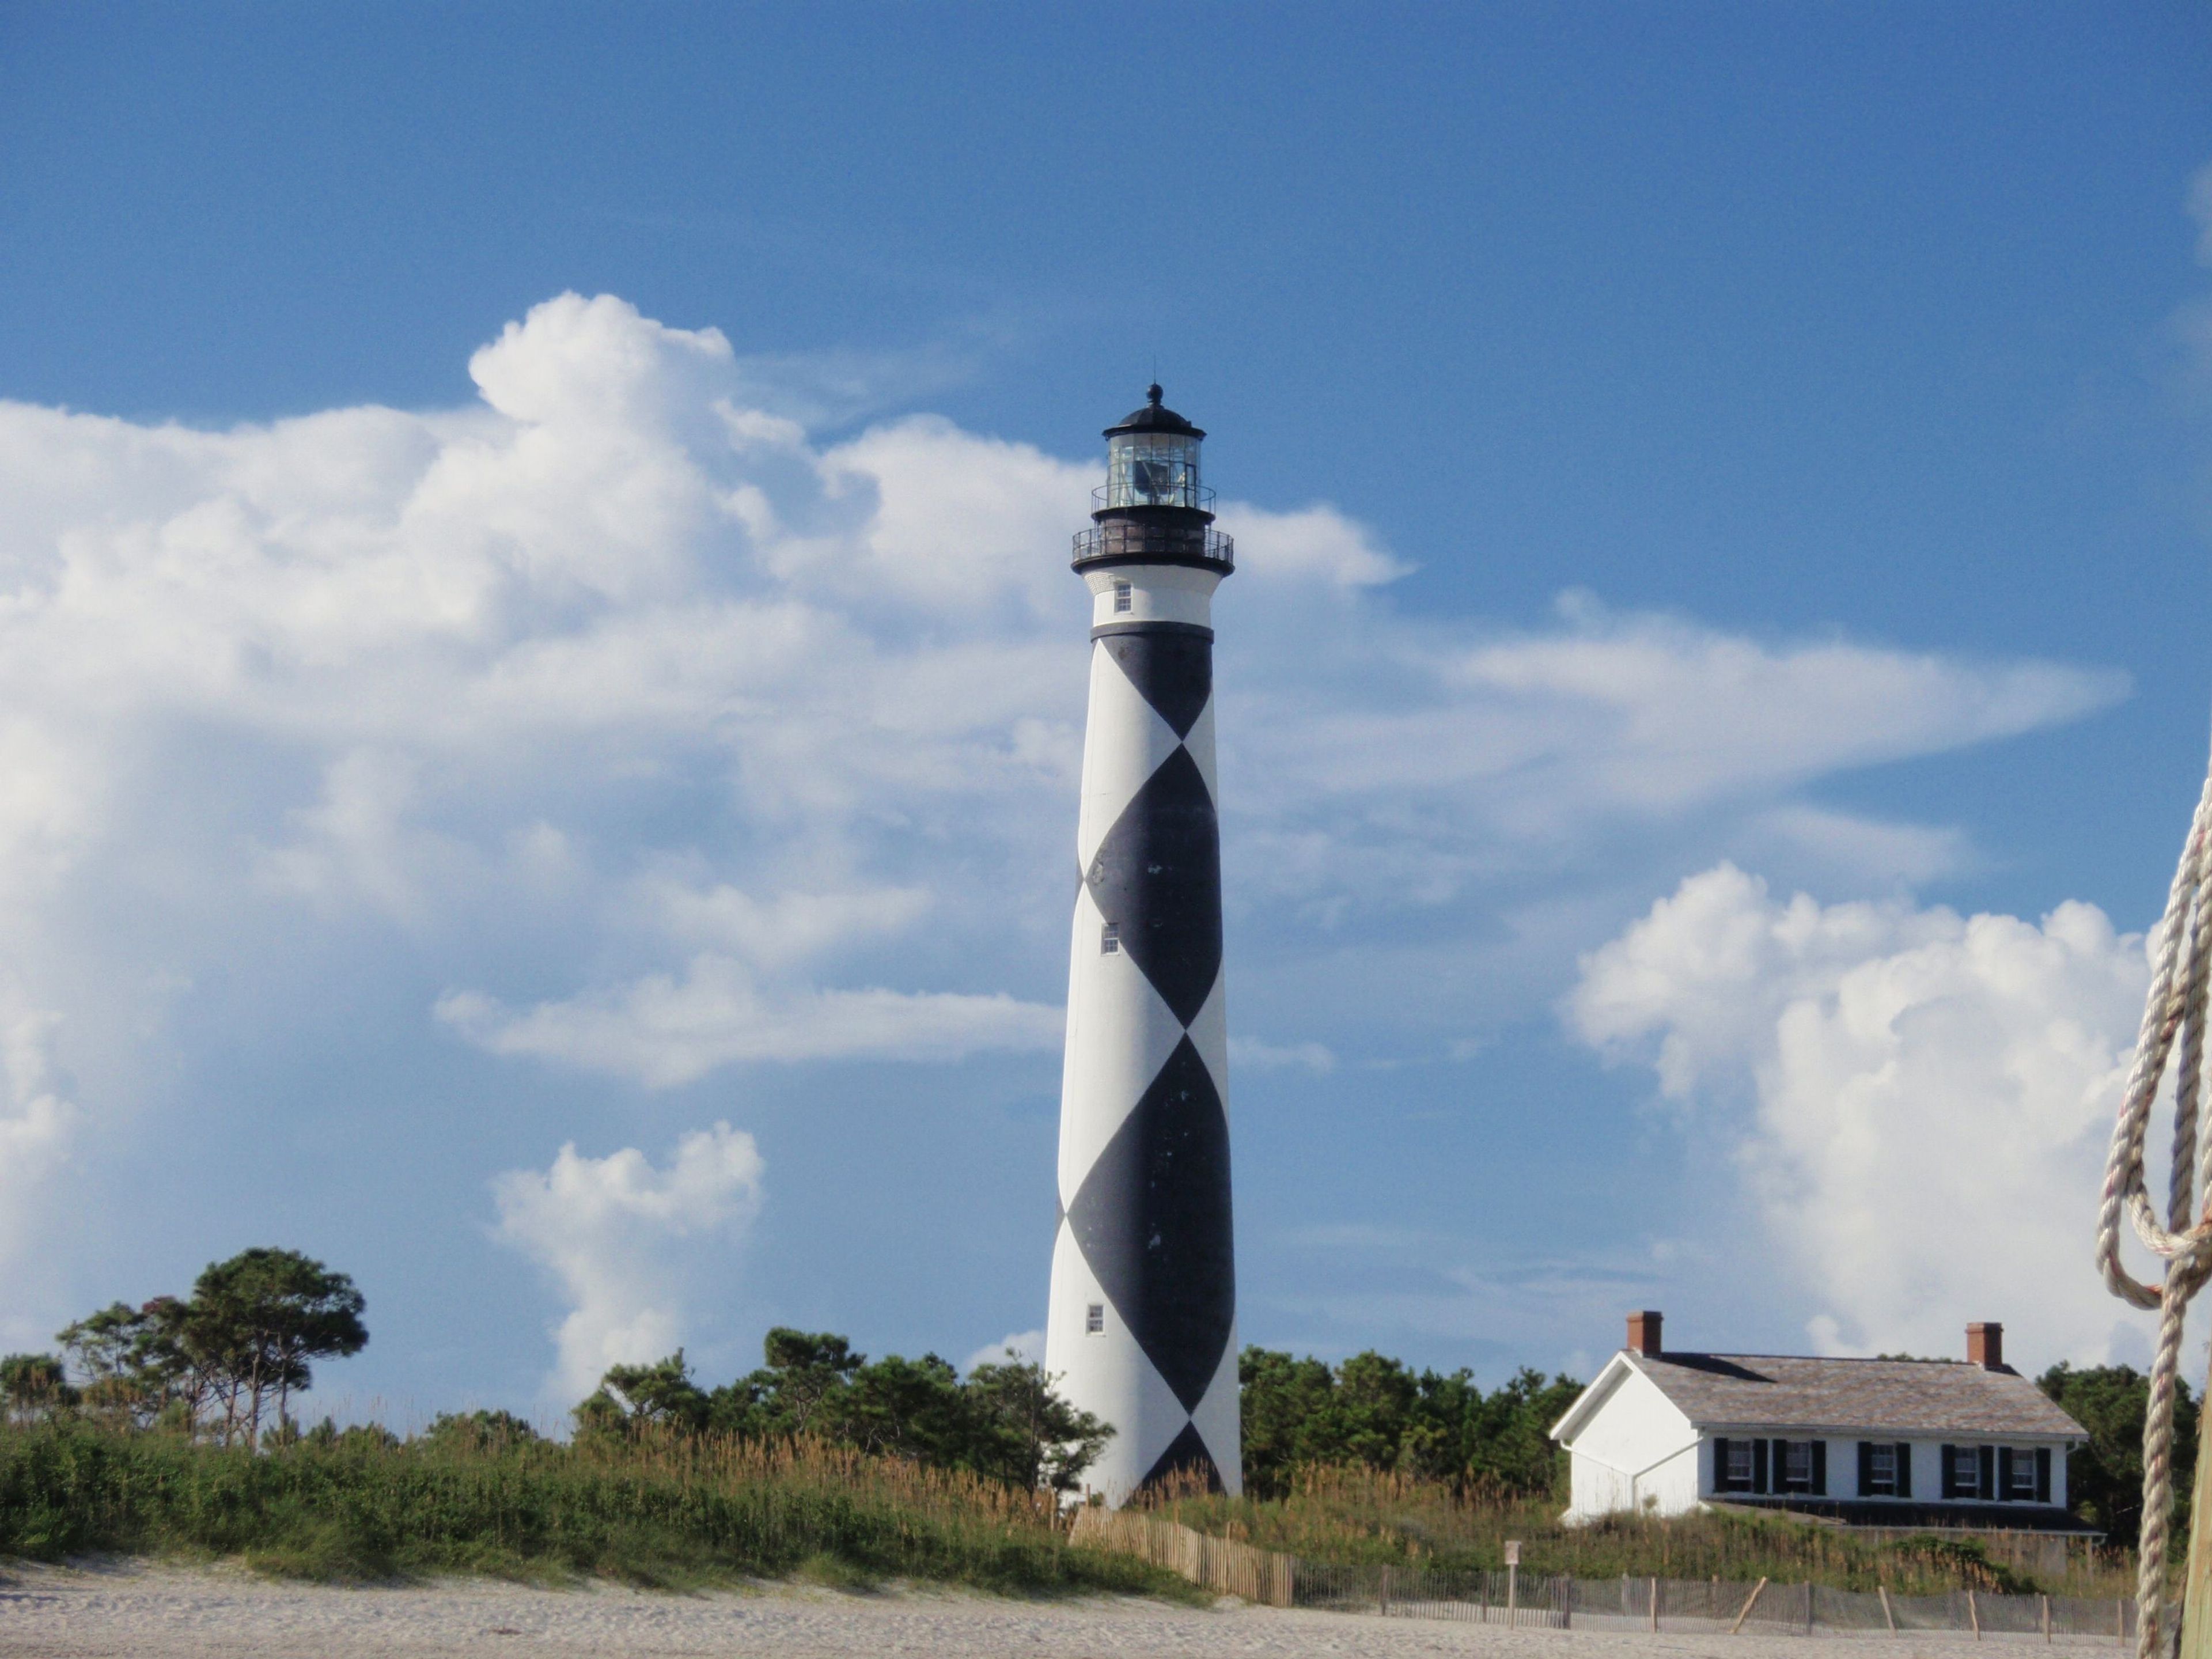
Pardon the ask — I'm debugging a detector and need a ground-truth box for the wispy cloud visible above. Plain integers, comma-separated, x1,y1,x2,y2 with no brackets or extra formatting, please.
1229,1036,1336,1073
440,964,1060,1089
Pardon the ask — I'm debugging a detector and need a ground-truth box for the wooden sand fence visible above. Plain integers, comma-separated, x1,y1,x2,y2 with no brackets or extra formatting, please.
1069,1508,1569,1623
1070,1507,1296,1606
1070,1513,2150,1641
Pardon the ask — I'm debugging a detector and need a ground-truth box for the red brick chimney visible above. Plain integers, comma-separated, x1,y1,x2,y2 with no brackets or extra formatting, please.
1627,1310,1663,1357
1967,1321,2003,1369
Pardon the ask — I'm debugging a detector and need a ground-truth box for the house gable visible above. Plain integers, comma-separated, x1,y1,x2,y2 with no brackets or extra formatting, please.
1550,1351,1633,1444
1552,1354,1696,1460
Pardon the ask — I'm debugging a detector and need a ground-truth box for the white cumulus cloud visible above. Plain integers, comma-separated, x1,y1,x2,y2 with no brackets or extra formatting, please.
0,992,77,1342
490,1123,766,1406
1570,864,2150,1363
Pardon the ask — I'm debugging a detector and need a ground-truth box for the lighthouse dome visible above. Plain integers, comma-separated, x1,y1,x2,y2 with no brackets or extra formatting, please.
1104,384,1206,441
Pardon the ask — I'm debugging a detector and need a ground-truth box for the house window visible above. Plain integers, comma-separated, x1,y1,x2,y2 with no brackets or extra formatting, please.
1859,1440,1914,1498
1113,581,1132,613
1724,1440,1754,1489
2008,1449,2039,1501
1101,923,1120,954
1772,1439,1825,1493
1869,1443,1896,1493
1085,1303,1104,1334
1783,1441,1813,1488
1950,1445,1981,1498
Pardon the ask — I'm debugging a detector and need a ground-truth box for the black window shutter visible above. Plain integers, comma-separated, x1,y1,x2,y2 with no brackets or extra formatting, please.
1753,1437,1768,1494
1897,1442,1912,1498
1940,1443,1957,1499
1774,1438,1789,1491
1713,1437,1730,1492
1812,1439,1827,1496
1858,1440,1874,1496
1997,1447,2013,1503
1978,1445,1995,1500
2036,1446,2051,1504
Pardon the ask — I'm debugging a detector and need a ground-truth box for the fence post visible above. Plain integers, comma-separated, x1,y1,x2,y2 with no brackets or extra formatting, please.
1807,1581,1816,1635
1508,1563,1518,1627
1652,1575,1660,1633
2043,1594,2051,1644
1734,1575,1770,1645
1880,1584,1896,1634
1379,1565,1391,1618
1969,1589,1982,1641
1731,1577,1770,1635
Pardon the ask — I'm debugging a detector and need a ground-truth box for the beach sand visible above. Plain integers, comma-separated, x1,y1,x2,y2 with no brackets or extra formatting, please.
0,1560,2142,1659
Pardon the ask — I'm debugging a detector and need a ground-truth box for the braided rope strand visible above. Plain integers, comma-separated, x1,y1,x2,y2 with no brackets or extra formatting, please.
2097,734,2212,1659
2097,772,2210,1305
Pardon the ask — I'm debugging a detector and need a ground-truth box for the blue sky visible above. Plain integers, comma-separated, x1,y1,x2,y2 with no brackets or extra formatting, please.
3,5,2211,1421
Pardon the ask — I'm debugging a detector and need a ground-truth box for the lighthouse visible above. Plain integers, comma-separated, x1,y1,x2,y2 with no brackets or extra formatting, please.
1046,387,1241,1501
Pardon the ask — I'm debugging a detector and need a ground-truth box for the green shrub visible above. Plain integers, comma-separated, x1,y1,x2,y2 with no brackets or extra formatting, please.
0,1419,1179,1596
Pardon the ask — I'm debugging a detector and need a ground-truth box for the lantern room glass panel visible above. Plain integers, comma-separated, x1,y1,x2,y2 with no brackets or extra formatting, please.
1105,431,1202,509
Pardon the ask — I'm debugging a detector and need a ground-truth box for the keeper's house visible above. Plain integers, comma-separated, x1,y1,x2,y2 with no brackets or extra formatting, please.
1548,1313,2090,1531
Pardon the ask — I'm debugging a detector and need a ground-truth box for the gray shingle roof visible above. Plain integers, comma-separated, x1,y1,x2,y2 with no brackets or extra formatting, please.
1630,1353,2086,1438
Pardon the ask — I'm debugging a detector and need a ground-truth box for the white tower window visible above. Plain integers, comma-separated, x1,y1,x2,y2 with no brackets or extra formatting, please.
1100,922,1119,953
1086,1303,1105,1334
1112,580,1132,613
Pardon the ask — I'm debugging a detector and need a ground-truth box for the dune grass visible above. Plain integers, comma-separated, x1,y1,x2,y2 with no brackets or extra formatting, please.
1145,1465,2139,1598
0,1421,1187,1596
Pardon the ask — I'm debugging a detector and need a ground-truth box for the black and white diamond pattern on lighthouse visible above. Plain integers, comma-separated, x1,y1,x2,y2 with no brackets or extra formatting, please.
1065,1035,1236,1413
1051,609,1238,1500
1099,630,1213,740
1187,1327,1243,1483
1085,748,1222,1029
1179,968,1230,1097
1075,642,1189,874
1138,1421,1223,1493
1046,1213,1218,1484
1055,882,1189,1199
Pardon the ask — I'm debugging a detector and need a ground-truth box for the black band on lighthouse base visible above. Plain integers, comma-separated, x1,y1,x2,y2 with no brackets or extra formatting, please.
1090,619,1215,642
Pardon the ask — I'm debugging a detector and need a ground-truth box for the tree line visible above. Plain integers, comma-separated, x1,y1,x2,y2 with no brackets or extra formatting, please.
568,1332,1111,1493
1240,1348,1584,1499
1,1247,365,1449
559,1339,1589,1502
2037,1361,2197,1548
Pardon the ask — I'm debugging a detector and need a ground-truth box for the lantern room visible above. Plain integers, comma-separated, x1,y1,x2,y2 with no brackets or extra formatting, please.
1104,386,1207,510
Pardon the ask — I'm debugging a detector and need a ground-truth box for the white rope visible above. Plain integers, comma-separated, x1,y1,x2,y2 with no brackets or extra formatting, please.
2097,730,2212,1659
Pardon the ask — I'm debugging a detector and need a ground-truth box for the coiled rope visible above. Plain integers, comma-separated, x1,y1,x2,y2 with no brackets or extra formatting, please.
2097,732,2212,1659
